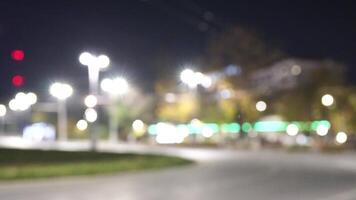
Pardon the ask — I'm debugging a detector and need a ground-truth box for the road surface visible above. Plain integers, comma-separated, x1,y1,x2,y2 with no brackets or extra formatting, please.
1,145,356,200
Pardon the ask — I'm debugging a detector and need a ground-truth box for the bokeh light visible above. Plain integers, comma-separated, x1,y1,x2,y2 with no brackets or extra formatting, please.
286,124,299,136
84,95,98,108
336,131,347,144
321,94,334,107
0,104,6,117
49,82,73,100
76,119,88,131
12,75,24,87
316,124,329,136
84,108,97,123
256,101,267,112
11,50,25,61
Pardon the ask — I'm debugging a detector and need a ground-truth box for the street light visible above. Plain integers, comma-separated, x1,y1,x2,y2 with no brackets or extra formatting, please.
101,77,129,97
256,101,267,112
49,82,73,141
180,68,212,89
321,94,334,107
336,131,347,144
84,95,98,108
79,52,110,95
101,77,129,142
76,119,88,131
0,104,6,134
84,108,97,123
286,124,299,136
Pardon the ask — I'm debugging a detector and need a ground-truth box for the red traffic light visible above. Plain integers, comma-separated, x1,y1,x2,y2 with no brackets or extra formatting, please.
11,50,25,61
12,75,24,87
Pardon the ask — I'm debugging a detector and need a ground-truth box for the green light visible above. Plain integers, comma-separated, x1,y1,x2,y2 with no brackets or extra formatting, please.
228,123,240,133
221,123,230,133
205,123,219,133
311,120,330,131
148,124,157,135
254,121,288,132
242,122,252,132
221,123,240,133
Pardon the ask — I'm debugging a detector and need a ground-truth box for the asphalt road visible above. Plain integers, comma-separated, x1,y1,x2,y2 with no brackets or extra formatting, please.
1,148,356,200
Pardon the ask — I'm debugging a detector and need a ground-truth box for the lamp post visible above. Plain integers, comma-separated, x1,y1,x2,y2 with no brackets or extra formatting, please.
79,52,110,95
0,104,6,134
49,82,73,141
79,52,109,149
101,77,129,142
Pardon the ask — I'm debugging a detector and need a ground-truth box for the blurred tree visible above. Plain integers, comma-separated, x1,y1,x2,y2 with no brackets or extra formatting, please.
206,26,284,73
106,88,154,139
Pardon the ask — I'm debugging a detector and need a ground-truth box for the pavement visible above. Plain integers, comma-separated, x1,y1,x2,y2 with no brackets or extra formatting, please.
1,138,356,199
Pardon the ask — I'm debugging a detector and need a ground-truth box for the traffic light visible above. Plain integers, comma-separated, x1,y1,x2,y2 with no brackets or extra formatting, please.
11,50,25,61
12,75,24,87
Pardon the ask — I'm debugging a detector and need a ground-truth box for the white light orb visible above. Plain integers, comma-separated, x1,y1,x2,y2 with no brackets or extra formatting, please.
101,77,129,96
286,124,299,136
79,52,93,66
200,74,212,88
202,127,214,138
84,95,98,108
336,132,347,144
84,108,97,123
50,82,73,100
97,55,110,69
321,94,334,107
0,104,6,117
76,119,88,131
27,92,37,105
132,119,145,132
14,92,31,111
256,101,267,112
316,124,329,136
9,99,18,111
180,68,198,88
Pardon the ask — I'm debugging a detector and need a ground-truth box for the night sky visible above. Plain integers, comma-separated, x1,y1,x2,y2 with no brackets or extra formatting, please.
0,0,355,101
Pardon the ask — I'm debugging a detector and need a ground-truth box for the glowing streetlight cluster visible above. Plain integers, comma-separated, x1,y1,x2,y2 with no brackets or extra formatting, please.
79,52,110,69
49,83,73,100
101,77,129,97
180,68,212,89
8,92,37,111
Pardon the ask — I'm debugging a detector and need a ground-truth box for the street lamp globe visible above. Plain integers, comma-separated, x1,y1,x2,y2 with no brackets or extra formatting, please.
286,124,299,136
85,108,97,123
336,131,347,144
79,52,93,66
50,82,73,100
180,68,197,88
316,124,329,136
76,119,88,131
101,77,129,96
27,92,37,105
321,94,334,107
84,95,98,108
256,101,267,112
97,55,110,69
0,104,6,117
